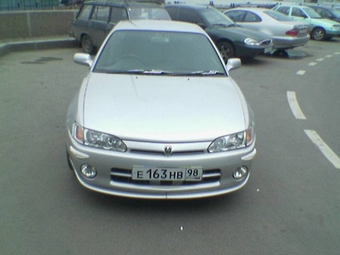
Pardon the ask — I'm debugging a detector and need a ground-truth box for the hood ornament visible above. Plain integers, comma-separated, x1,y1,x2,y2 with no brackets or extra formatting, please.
164,146,172,156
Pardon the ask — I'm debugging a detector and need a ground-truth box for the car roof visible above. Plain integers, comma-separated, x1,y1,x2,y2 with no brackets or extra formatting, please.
166,4,211,10
113,19,206,34
307,5,334,10
227,7,273,12
276,4,310,8
83,0,164,8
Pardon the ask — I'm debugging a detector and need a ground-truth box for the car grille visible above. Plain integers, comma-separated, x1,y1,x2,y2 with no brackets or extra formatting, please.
129,148,205,156
110,168,221,186
260,39,272,45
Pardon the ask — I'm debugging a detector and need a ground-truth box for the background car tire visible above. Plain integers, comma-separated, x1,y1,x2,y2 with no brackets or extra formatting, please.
81,34,95,54
311,27,326,41
217,41,235,63
66,150,74,172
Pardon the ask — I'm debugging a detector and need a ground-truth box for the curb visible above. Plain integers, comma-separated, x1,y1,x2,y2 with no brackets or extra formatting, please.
0,38,78,57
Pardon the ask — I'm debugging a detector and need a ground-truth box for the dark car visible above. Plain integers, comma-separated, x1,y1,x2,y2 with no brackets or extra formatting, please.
165,4,273,61
70,0,171,54
307,5,340,23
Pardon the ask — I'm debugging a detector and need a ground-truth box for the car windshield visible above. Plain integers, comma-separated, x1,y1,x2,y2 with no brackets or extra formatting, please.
128,7,171,20
199,7,235,27
94,30,226,75
332,9,340,18
303,7,321,18
264,10,294,21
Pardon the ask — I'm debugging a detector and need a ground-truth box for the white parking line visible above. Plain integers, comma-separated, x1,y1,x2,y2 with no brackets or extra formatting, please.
325,55,333,58
308,62,317,66
316,58,324,62
304,130,340,169
335,52,340,55
297,70,305,75
287,91,306,120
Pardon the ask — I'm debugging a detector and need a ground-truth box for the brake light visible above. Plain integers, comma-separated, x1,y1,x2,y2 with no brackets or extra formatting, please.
286,29,298,36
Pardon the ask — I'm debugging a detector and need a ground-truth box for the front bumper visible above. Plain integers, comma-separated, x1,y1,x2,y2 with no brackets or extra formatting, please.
236,43,273,58
67,132,257,199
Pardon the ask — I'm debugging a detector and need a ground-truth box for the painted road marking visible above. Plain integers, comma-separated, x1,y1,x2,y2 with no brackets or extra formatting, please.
308,62,317,66
304,130,340,169
297,70,305,75
287,91,306,120
316,58,324,62
325,55,333,58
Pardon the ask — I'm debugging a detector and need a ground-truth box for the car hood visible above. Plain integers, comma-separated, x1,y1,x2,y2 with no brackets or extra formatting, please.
210,25,272,41
82,73,247,142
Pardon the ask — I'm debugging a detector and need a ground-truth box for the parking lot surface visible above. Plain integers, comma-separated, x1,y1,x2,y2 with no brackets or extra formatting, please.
1,38,340,255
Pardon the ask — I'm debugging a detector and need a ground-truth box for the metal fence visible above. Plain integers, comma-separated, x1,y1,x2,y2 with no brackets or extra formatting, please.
0,0,74,11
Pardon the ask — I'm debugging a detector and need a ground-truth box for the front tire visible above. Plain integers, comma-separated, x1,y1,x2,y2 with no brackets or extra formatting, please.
311,27,326,41
81,34,95,54
217,41,235,63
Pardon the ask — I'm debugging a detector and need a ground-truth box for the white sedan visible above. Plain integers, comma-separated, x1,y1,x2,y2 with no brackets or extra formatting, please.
66,20,256,199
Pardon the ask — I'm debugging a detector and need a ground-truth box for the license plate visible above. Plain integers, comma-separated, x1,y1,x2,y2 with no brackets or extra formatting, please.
132,166,203,181
299,28,307,34
264,47,272,53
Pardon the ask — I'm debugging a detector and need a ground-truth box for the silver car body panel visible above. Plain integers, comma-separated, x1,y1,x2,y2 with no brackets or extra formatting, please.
225,8,310,49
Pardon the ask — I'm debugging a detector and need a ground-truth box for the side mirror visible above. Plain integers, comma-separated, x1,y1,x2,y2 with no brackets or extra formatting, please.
226,58,241,71
74,53,93,67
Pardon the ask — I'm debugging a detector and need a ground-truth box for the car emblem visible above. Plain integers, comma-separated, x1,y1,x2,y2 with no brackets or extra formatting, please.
164,146,172,156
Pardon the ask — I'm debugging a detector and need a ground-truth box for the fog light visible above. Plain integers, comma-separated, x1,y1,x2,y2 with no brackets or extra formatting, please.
80,164,97,179
233,166,248,180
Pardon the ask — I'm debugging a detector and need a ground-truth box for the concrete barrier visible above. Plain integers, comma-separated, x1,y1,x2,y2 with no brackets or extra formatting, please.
0,10,77,41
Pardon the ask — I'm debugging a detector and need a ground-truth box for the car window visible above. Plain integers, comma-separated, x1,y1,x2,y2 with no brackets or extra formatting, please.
91,5,110,22
291,7,306,18
177,8,204,24
244,12,261,22
315,8,332,18
77,4,93,20
333,9,340,18
165,6,178,19
199,7,234,26
276,6,290,16
129,7,171,20
110,7,128,23
264,10,293,21
226,10,245,22
94,30,225,75
302,7,321,18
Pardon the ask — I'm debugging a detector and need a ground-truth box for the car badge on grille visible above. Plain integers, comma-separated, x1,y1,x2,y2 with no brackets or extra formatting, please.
164,146,172,156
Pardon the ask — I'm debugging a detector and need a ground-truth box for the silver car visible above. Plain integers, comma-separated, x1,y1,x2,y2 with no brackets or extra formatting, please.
66,20,256,199
225,8,310,50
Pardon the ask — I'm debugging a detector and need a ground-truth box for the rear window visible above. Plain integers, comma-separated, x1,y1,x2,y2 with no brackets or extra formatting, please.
264,10,294,21
129,7,171,20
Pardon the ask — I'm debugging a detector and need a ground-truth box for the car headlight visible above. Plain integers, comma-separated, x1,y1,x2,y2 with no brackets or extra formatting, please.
208,125,255,153
244,38,260,46
331,25,340,30
73,123,127,152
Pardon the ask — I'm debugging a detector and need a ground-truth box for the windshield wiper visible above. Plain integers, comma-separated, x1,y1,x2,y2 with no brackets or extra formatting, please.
124,69,174,75
179,70,225,76
212,23,228,27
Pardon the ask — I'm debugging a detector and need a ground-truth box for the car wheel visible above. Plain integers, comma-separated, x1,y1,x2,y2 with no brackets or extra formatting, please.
272,49,289,58
81,34,95,54
66,150,74,172
217,41,235,63
311,27,326,41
